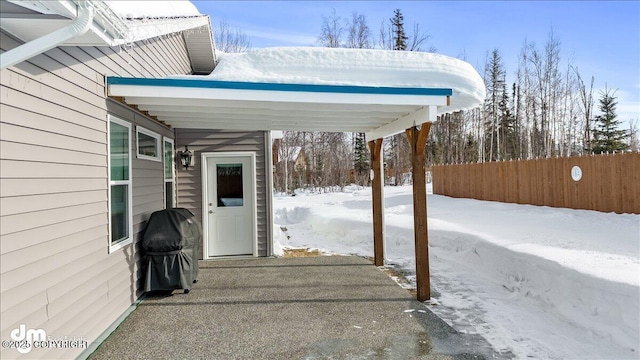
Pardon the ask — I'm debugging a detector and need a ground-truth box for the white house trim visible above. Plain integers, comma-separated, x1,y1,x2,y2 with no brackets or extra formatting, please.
200,151,258,259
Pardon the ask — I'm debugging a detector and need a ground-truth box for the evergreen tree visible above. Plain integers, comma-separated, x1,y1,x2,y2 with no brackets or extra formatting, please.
385,9,410,183
353,132,369,175
591,87,628,153
391,9,408,51
484,48,506,161
498,84,517,159
379,9,432,51
464,133,480,163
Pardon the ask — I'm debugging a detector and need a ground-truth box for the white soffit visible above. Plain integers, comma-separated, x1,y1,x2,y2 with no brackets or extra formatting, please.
107,77,452,140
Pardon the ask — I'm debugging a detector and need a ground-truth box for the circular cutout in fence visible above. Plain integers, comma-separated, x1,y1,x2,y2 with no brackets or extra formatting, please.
571,166,582,182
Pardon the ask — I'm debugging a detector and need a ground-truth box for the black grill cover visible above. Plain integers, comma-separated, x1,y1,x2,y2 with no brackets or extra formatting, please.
142,208,200,292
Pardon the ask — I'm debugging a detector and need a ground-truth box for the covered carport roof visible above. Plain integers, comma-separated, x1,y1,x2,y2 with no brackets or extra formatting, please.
107,77,452,141
107,46,485,141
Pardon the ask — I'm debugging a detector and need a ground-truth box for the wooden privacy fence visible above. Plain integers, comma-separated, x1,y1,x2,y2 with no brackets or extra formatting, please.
432,152,640,214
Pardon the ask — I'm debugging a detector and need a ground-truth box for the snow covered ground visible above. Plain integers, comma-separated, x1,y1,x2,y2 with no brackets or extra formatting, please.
273,185,640,359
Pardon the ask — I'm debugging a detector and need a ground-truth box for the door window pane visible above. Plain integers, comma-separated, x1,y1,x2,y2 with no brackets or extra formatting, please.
110,122,129,181
217,163,243,207
111,184,129,243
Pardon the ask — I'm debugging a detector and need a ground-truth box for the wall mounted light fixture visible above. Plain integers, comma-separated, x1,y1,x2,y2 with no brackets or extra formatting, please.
180,146,193,170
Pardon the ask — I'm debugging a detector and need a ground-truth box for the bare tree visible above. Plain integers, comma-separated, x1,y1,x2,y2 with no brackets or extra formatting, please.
275,131,304,193
318,9,344,48
629,119,639,152
378,19,393,50
313,10,376,190
574,68,595,153
539,30,562,157
214,19,251,52
427,30,602,163
408,23,436,52
559,64,580,156
515,30,570,158
346,11,372,49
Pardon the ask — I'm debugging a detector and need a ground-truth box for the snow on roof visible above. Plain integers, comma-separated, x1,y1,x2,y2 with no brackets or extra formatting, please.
101,0,209,46
206,47,486,113
105,0,201,19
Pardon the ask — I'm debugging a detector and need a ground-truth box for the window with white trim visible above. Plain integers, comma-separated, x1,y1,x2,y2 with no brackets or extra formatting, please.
164,138,175,208
109,116,133,251
136,126,161,161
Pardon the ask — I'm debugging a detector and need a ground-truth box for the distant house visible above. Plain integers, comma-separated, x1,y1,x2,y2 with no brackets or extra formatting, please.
272,142,308,190
285,146,310,186
1,1,485,358
274,144,332,188
291,147,307,172
275,145,306,171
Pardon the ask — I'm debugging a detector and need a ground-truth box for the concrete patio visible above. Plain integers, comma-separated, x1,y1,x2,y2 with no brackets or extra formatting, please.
88,256,505,359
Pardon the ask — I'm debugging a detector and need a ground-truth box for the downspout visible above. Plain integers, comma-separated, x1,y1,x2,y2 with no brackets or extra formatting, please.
0,4,95,70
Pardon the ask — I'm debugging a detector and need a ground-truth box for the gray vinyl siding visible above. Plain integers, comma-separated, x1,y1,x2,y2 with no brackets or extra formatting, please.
106,100,175,288
0,29,189,360
175,129,270,258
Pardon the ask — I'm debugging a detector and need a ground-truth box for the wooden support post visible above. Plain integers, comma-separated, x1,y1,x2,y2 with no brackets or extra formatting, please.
406,123,432,301
368,138,384,267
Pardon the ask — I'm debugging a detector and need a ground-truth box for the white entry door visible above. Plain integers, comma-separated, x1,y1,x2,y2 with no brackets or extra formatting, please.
206,155,255,257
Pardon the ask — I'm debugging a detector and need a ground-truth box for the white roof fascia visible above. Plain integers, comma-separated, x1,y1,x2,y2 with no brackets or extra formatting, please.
108,84,449,107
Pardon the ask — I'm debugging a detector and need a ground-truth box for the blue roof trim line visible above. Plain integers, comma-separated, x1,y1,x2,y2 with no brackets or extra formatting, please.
107,77,453,96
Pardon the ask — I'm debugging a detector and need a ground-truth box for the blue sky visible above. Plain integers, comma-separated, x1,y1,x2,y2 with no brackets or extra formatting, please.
193,1,640,124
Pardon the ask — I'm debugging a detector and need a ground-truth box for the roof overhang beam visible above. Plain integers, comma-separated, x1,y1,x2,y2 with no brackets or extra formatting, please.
122,96,416,113
365,106,437,141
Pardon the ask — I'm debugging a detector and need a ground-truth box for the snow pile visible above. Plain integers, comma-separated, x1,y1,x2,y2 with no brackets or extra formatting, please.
105,1,201,19
273,185,640,359
206,47,486,113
